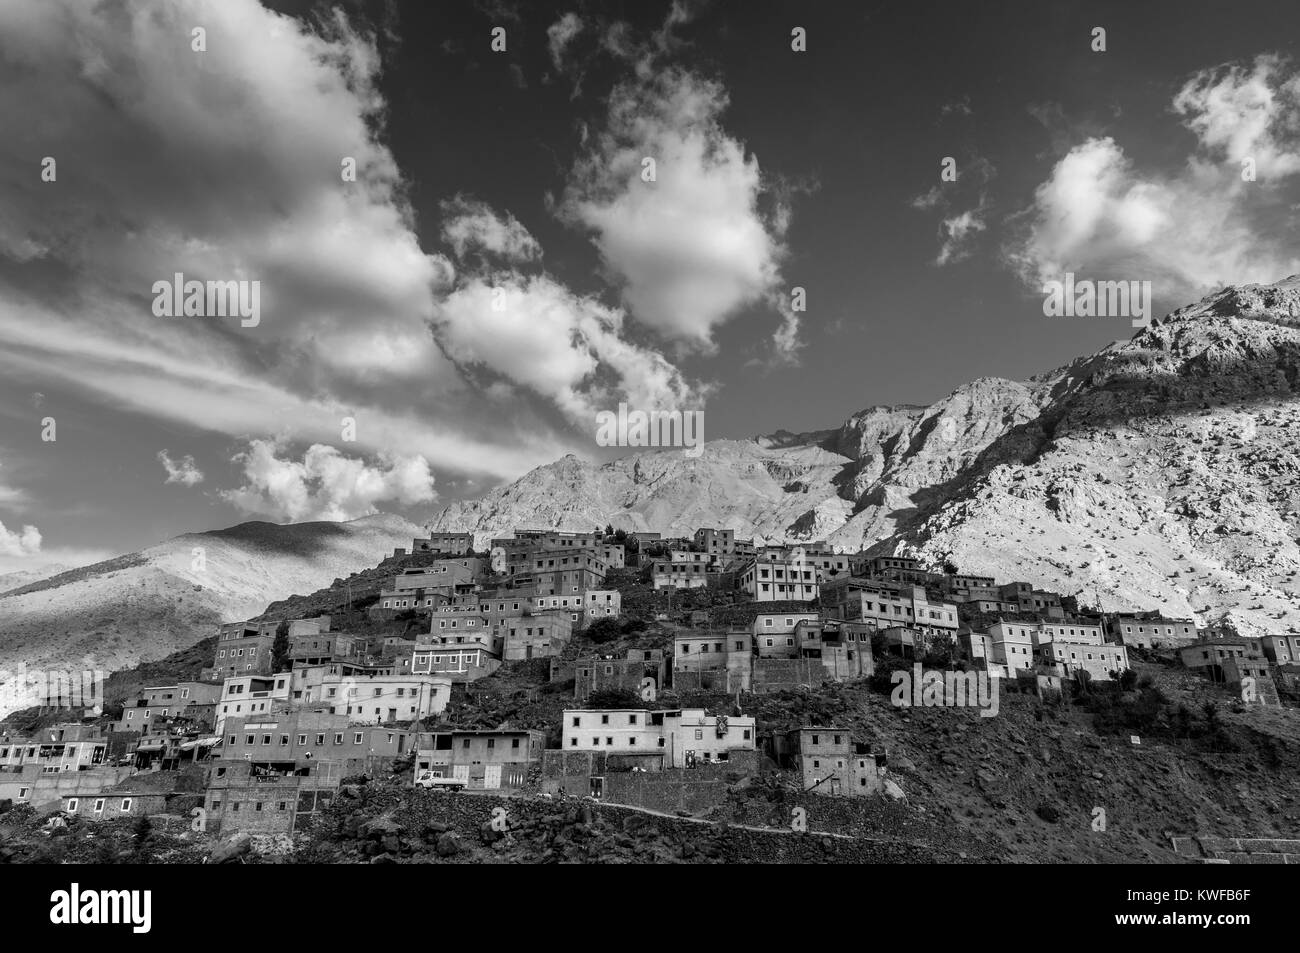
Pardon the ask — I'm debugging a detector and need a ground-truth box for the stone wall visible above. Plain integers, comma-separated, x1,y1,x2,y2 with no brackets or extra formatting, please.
1171,834,1300,864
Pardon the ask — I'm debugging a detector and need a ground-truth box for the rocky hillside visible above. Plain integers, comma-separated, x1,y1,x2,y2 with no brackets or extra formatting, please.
0,513,419,714
428,277,1300,638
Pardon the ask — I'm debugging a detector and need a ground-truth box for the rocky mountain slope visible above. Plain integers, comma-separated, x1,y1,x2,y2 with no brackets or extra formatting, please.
0,514,419,714
429,277,1300,638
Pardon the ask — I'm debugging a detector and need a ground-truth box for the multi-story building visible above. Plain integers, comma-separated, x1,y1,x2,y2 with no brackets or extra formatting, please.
209,621,277,680
115,681,222,733
850,555,931,585
694,528,736,557
215,674,292,731
0,724,131,813
599,544,626,569
561,708,756,768
985,621,1037,675
821,579,957,634
573,650,667,700
501,612,573,661
1035,641,1130,680
289,632,363,666
319,673,452,724
737,554,819,602
1178,637,1267,680
1261,633,1300,666
793,728,886,797
205,712,412,834
752,611,820,658
1108,613,1201,649
583,589,622,623
415,729,546,790
651,551,718,589
997,583,1066,619
410,532,473,555
428,606,497,649
1033,621,1105,645
409,641,501,681
790,620,876,679
672,631,752,692
514,550,608,596
959,630,996,669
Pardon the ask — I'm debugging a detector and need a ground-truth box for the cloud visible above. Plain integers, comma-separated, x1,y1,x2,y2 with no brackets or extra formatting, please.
440,197,542,263
157,450,205,487
940,96,972,118
937,207,989,266
219,439,437,522
0,0,562,485
0,520,41,558
556,67,789,351
1008,55,1300,297
1174,54,1300,179
911,156,995,266
434,272,707,422
547,13,584,72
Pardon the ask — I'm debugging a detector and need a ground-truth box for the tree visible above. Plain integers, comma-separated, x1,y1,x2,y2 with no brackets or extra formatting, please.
585,618,622,644
587,688,642,709
605,523,615,539
271,621,291,673
942,559,959,576
132,814,153,857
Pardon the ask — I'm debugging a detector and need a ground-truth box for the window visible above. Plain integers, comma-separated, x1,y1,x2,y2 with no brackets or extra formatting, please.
334,733,344,744
354,733,364,744
67,798,79,812
120,798,133,813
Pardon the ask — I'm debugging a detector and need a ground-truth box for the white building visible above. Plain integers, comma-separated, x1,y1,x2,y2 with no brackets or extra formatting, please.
752,611,820,658
584,589,622,623
322,673,452,724
216,673,292,731
985,621,1036,675
737,555,819,602
561,708,756,767
1037,641,1130,680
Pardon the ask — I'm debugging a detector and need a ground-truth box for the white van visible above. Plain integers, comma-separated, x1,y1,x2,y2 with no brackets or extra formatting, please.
414,771,467,791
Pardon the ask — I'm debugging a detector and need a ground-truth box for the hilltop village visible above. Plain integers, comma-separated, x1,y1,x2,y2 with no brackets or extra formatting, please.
3,526,1299,850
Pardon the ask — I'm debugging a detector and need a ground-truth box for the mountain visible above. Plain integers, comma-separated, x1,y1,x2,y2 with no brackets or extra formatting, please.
0,513,420,713
0,564,73,595
428,277,1300,638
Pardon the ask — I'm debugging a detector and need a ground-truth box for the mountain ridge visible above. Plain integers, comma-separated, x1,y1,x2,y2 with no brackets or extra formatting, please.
427,278,1300,638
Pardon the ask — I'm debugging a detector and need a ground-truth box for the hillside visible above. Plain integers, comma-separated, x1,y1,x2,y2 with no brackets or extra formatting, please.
427,277,1300,638
0,513,420,715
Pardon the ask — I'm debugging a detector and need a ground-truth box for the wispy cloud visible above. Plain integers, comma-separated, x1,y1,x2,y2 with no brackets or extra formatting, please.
157,450,205,487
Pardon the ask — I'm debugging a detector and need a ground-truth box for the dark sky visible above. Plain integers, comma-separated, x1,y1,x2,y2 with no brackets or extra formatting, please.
1,0,1298,570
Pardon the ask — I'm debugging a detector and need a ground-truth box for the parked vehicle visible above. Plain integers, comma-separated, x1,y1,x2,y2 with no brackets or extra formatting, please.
414,771,466,791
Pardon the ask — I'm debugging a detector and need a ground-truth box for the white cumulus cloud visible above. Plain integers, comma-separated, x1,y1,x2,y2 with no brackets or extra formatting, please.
0,520,41,558
435,273,706,423
1008,55,1300,297
219,439,437,522
556,67,789,352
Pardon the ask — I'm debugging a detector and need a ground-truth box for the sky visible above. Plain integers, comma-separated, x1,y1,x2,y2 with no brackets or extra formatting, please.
1,0,1299,573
